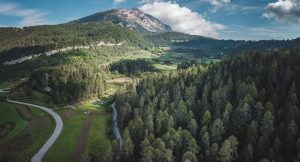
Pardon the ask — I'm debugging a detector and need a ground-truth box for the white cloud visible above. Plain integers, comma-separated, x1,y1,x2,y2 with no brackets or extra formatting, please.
113,0,126,4
225,4,259,15
139,1,224,38
204,0,230,12
139,0,163,4
206,0,230,7
0,3,50,26
263,0,300,23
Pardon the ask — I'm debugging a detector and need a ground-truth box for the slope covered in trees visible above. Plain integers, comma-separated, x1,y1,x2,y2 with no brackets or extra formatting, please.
110,59,156,75
115,48,300,162
0,44,144,81
28,63,108,104
0,22,149,63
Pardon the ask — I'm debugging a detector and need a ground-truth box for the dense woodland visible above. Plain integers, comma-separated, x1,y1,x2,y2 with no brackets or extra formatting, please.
0,22,149,63
113,49,300,162
28,63,109,104
110,59,156,75
177,60,200,70
0,45,140,81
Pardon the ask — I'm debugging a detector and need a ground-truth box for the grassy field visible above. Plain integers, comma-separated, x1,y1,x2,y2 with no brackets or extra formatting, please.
77,99,112,161
44,109,87,162
85,114,110,160
0,81,21,89
0,102,28,144
8,85,51,107
44,100,111,162
153,52,220,70
153,63,177,70
0,103,54,162
77,100,104,111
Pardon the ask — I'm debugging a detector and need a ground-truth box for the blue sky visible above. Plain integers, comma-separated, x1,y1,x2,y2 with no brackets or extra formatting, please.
0,0,300,40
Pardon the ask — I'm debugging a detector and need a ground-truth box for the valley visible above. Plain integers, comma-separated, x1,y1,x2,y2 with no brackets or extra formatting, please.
0,4,300,162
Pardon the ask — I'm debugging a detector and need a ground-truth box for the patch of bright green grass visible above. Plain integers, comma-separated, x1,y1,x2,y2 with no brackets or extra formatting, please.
0,102,29,144
0,103,22,124
86,115,109,158
104,83,123,98
17,113,54,162
44,110,87,162
153,63,177,70
0,81,19,89
9,86,51,107
77,100,103,111
30,107,47,117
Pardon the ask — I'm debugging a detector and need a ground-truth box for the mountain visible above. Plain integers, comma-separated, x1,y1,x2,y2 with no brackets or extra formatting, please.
70,8,172,33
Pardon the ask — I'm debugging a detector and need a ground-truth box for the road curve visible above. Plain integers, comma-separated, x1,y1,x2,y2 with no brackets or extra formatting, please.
0,88,10,93
7,99,63,162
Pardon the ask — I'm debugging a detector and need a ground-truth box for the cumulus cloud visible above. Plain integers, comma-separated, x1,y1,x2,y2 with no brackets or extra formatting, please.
113,0,126,4
263,0,300,23
139,0,163,4
204,0,230,11
0,3,49,26
139,1,224,38
206,0,230,7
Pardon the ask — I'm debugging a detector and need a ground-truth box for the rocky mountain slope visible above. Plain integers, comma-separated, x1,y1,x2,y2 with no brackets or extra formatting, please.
70,8,172,33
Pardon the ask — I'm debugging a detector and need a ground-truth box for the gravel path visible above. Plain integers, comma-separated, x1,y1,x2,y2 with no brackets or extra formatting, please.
7,99,63,162
112,102,123,149
0,88,10,93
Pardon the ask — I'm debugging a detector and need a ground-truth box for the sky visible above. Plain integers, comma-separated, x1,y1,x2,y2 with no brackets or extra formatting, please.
0,0,300,40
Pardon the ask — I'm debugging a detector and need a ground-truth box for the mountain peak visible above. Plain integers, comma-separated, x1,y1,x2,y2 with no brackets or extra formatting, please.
70,8,172,33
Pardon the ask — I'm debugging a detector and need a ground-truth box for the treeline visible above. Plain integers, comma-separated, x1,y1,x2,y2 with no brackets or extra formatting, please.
0,22,149,63
28,63,109,104
177,60,199,70
114,48,300,162
0,45,141,81
147,32,300,58
110,59,156,75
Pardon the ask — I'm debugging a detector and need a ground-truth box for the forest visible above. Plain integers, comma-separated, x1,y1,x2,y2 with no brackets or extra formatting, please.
28,63,109,104
177,60,200,70
0,44,141,81
113,48,300,162
110,59,156,75
0,22,149,63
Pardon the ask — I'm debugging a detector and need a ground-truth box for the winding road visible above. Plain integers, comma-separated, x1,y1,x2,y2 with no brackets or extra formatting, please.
7,99,63,162
0,88,10,93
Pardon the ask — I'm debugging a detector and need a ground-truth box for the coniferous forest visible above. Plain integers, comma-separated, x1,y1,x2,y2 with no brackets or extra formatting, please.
115,49,300,162
110,59,156,75
28,63,108,104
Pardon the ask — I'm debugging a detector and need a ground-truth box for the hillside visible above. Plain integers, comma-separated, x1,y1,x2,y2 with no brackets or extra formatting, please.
115,48,300,162
0,22,149,63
